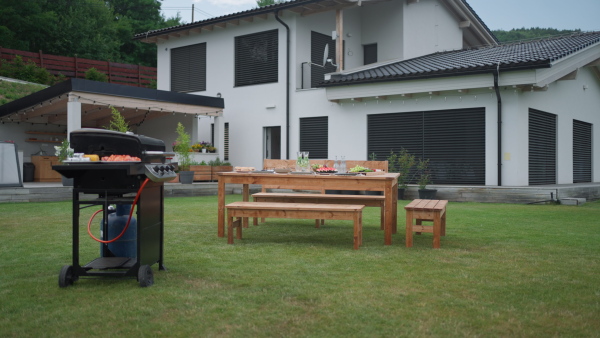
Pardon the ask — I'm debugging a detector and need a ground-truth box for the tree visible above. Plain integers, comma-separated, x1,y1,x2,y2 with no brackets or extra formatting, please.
492,27,581,43
0,0,183,67
256,0,283,7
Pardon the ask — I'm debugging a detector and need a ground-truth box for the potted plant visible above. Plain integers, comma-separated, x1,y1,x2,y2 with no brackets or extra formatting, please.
191,143,203,152
105,107,130,132
174,122,194,184
387,148,416,199
55,139,74,186
209,157,233,181
417,158,437,199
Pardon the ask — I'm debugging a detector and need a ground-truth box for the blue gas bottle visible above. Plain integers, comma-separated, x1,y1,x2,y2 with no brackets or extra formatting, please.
100,204,137,258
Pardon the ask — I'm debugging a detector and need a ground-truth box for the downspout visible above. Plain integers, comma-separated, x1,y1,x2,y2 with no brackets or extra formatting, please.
275,10,290,159
493,62,502,186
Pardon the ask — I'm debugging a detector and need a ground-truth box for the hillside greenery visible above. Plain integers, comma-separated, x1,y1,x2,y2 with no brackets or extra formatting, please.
492,27,582,43
0,80,47,106
0,0,183,67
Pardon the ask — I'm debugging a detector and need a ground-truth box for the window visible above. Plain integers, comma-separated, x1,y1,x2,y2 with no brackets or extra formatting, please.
235,29,278,87
367,108,486,185
311,31,337,88
573,119,592,183
300,116,328,159
363,43,377,65
529,109,556,185
223,123,229,161
171,43,206,93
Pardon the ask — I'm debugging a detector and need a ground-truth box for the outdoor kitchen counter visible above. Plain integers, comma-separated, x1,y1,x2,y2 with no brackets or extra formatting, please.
216,171,399,245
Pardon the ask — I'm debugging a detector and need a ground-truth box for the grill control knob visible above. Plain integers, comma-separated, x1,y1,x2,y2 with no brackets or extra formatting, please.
153,165,160,173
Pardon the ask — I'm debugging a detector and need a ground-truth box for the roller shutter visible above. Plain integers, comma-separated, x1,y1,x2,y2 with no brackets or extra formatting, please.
235,29,278,87
573,119,592,183
311,31,337,88
171,43,206,93
367,108,485,185
300,116,328,159
529,109,556,185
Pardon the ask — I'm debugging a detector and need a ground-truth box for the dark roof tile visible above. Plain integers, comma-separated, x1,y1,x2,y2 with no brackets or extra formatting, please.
321,32,600,87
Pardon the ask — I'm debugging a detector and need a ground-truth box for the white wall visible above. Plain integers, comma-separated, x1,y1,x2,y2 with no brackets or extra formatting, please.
360,1,404,62
0,123,66,163
514,67,600,185
403,0,463,59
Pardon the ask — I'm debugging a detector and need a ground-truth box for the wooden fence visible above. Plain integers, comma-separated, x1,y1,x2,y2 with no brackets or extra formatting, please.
0,47,157,88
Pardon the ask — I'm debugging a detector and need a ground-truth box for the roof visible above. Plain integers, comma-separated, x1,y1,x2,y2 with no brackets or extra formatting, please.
135,0,497,46
0,78,224,127
320,31,600,87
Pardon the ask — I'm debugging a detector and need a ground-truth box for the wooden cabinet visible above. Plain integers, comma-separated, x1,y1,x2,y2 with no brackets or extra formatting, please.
31,156,62,182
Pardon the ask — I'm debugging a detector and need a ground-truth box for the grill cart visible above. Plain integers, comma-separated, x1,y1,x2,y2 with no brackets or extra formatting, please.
53,129,177,287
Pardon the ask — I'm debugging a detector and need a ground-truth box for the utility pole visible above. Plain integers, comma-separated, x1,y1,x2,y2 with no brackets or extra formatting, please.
192,4,194,22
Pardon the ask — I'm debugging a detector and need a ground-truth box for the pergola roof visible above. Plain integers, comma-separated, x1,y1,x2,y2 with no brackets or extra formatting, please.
0,78,224,128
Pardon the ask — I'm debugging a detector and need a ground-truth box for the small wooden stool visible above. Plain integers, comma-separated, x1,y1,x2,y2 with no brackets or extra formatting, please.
404,199,448,248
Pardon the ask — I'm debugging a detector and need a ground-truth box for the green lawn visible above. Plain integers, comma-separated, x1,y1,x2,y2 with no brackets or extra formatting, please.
1,196,599,337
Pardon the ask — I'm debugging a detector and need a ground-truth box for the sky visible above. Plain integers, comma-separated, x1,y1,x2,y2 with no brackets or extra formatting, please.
159,0,600,32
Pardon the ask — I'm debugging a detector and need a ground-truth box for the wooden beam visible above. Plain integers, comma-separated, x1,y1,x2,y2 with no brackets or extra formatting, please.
336,9,344,72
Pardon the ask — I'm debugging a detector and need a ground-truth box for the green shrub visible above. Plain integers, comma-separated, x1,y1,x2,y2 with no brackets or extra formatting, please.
84,67,108,82
0,55,60,85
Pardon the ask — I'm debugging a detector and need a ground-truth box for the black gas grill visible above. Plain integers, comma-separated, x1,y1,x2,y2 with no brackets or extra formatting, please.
53,129,177,287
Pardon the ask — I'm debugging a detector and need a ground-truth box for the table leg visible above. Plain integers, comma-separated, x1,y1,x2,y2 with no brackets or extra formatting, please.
392,181,398,234
384,184,393,245
218,178,225,237
242,184,249,228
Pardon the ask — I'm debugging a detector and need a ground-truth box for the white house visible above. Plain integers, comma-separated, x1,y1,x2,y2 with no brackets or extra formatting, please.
137,0,598,187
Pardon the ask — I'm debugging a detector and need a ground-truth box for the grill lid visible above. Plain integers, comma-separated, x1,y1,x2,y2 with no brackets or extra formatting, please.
69,129,171,163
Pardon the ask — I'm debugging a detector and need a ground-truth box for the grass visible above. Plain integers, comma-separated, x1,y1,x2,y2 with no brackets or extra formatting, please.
1,196,599,337
0,80,46,106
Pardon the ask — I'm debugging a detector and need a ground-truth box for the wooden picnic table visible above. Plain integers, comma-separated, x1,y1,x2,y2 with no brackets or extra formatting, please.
217,172,400,245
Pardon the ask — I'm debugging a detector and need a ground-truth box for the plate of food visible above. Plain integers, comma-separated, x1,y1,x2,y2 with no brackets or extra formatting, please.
315,166,337,174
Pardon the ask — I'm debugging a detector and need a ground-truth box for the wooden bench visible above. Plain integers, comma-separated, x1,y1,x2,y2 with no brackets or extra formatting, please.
404,199,448,248
226,202,365,250
252,192,385,229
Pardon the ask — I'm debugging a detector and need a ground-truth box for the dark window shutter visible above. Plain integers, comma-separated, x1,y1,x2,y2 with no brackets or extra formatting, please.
529,109,557,185
223,123,230,161
300,116,328,159
311,31,337,88
573,119,592,183
367,108,486,185
363,43,377,65
171,43,206,93
235,29,278,87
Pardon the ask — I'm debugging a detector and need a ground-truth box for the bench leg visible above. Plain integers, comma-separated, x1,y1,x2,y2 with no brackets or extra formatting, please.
228,216,243,244
353,212,362,250
416,219,423,235
433,212,441,249
405,209,413,248
441,210,446,236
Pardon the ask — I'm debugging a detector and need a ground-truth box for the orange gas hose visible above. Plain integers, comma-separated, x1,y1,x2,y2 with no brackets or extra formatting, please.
87,178,150,244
